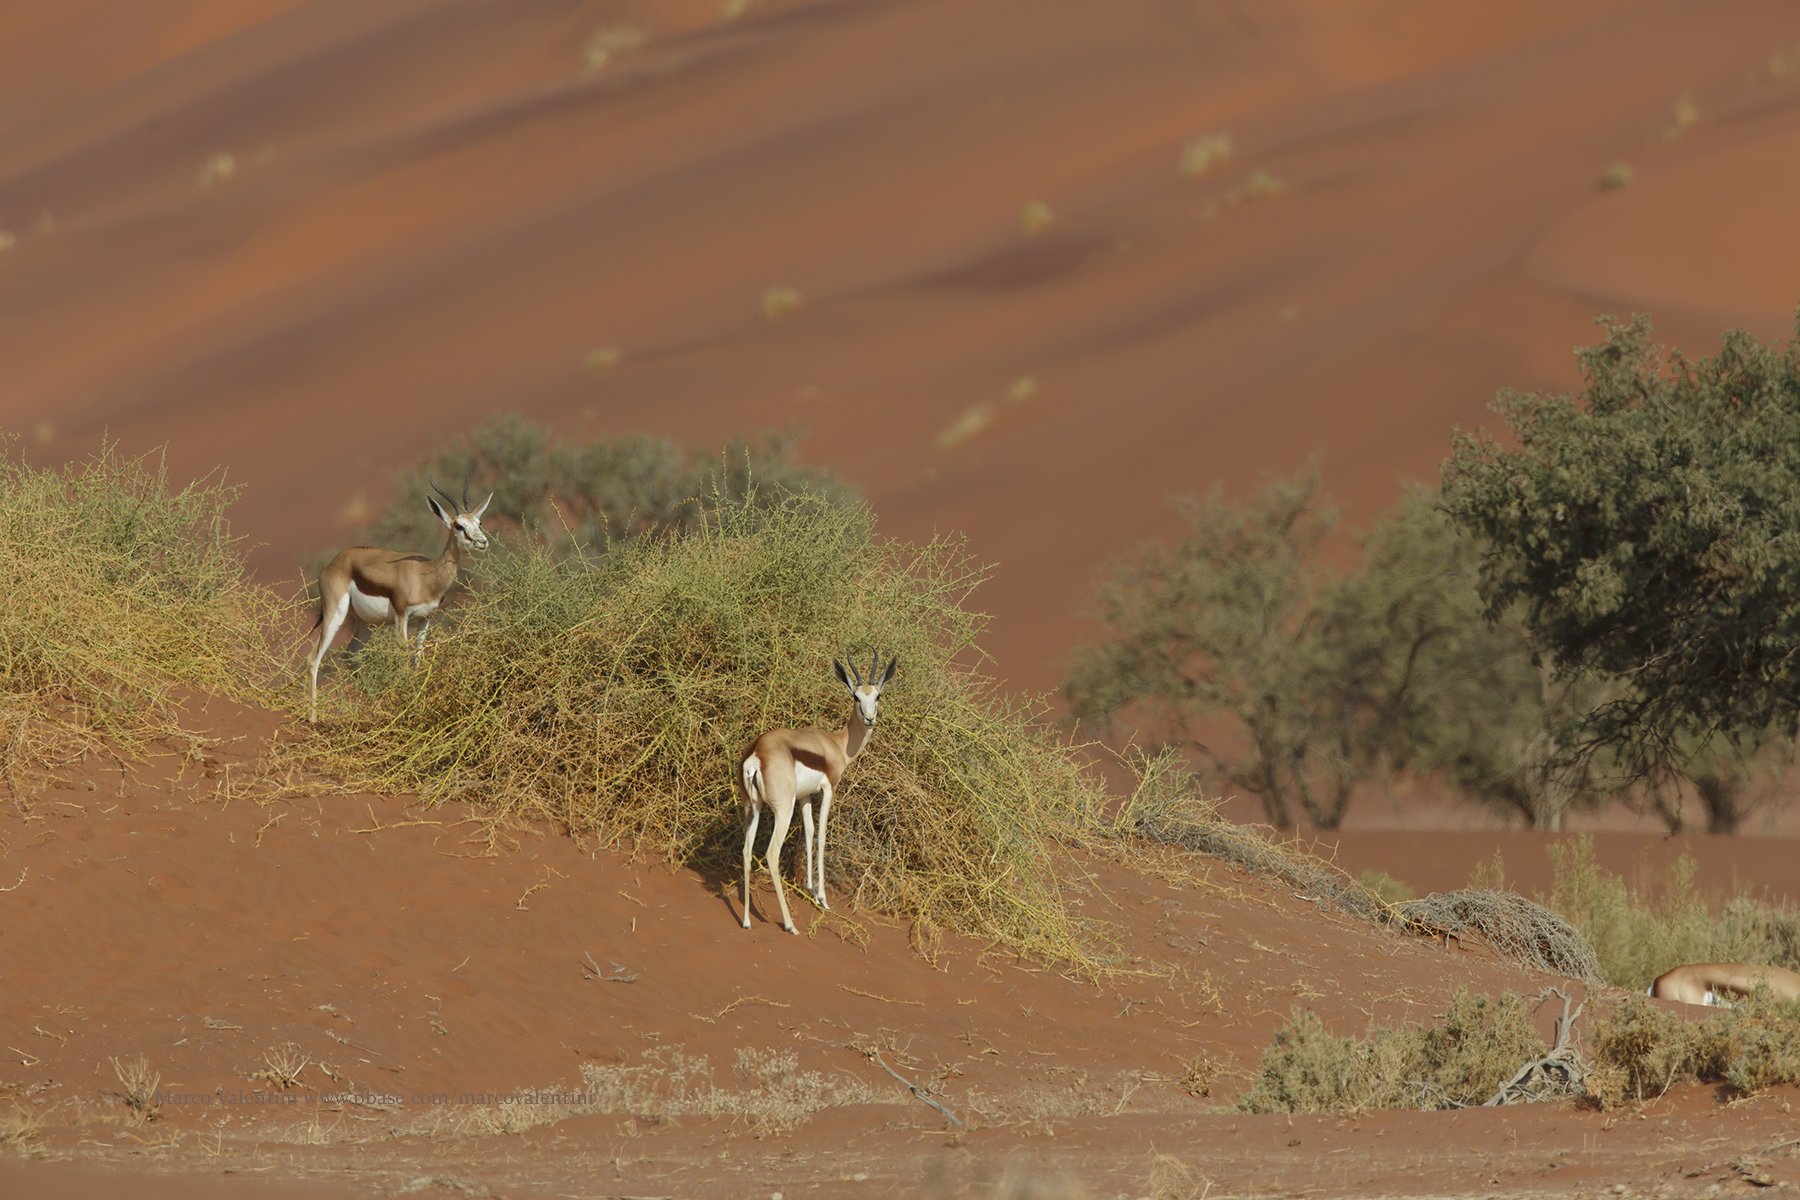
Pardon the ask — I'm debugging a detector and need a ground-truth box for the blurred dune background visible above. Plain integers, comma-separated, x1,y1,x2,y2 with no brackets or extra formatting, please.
3,0,1798,700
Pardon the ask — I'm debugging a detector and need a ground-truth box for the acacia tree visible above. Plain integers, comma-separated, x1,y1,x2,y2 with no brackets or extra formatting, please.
1338,490,1616,830
1063,476,1620,830
1062,472,1337,829
1441,314,1800,785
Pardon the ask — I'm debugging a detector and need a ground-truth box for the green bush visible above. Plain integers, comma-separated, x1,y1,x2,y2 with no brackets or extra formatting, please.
292,491,1104,958
346,414,857,565
1236,990,1547,1112
1586,988,1800,1106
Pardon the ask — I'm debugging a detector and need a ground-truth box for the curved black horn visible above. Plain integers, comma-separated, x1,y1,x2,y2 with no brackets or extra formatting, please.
846,650,863,686
462,476,471,511
868,649,881,683
430,477,460,509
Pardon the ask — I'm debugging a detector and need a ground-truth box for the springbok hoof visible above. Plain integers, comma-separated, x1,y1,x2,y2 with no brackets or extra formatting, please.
783,923,799,935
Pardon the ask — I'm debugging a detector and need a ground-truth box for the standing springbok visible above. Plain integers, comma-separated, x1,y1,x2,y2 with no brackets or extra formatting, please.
307,481,492,722
737,651,898,933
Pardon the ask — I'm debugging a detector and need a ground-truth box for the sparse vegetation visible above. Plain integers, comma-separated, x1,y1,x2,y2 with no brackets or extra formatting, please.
760,285,803,319
110,1055,162,1122
256,1042,310,1090
404,1045,883,1138
584,25,647,73
1177,133,1233,179
1585,987,1800,1107
1662,88,1698,139
1538,834,1800,991
1599,161,1634,189
1018,201,1054,236
0,436,285,784
1236,990,1551,1112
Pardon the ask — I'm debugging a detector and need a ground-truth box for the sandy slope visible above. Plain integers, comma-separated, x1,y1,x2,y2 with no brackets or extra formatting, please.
3,695,1798,1198
3,0,1799,695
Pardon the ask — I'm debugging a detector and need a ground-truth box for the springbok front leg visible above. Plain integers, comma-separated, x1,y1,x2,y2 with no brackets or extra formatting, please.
811,782,834,909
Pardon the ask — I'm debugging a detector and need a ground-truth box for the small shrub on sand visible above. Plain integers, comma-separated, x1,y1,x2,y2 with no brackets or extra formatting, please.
110,1055,162,1122
0,436,283,766
1177,133,1233,179
0,1105,39,1148
1236,990,1547,1112
1585,987,1800,1107
294,492,1103,959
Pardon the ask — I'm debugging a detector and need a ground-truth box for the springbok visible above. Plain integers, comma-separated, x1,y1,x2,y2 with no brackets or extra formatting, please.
307,480,492,722
1648,962,1800,1007
737,651,898,933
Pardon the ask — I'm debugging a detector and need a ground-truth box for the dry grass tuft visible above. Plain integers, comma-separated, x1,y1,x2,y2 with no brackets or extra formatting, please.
110,1055,162,1122
0,435,289,786
584,26,647,73
1018,201,1054,236
256,1043,309,1090
760,285,803,319
1177,133,1233,178
0,1105,40,1148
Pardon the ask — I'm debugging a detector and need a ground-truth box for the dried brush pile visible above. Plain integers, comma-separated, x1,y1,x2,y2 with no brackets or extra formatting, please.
297,493,1103,959
1395,890,1605,986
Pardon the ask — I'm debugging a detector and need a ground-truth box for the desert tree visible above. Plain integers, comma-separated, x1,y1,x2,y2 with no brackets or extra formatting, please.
1441,314,1800,795
330,414,857,567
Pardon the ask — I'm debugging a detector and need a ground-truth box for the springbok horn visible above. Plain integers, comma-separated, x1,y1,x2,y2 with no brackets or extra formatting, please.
462,477,472,511
846,651,862,687
430,477,460,509
868,649,880,684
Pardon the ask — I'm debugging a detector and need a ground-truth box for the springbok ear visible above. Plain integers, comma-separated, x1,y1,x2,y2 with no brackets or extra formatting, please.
472,492,494,520
833,659,854,692
427,495,454,528
879,655,899,687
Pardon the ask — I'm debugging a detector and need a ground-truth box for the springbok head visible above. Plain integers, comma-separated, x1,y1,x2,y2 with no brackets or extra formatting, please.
834,650,899,728
427,478,495,553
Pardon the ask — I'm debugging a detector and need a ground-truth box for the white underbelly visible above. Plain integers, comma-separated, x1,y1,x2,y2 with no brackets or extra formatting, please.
347,583,394,626
793,763,831,799
348,583,438,627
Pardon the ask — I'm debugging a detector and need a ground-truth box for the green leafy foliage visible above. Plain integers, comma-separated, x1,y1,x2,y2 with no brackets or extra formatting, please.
352,414,858,561
1442,314,1800,778
1062,472,1615,829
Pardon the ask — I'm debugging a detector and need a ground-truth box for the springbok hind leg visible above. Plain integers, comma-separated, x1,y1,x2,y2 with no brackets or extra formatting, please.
740,804,761,930
763,804,799,935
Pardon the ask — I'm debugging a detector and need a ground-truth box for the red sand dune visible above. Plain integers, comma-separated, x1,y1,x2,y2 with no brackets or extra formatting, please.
6,1,1800,1194
4,0,1800,697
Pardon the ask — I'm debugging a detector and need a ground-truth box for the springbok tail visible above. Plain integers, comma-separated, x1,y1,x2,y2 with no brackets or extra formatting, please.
742,755,763,804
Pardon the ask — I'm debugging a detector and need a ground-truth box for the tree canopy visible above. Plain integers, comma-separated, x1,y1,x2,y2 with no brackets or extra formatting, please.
1441,314,1800,779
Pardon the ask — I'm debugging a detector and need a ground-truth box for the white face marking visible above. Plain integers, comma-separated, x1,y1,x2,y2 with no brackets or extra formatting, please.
855,685,880,726
455,515,489,551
